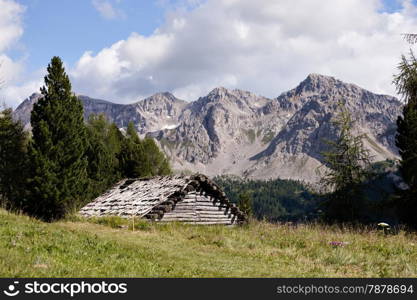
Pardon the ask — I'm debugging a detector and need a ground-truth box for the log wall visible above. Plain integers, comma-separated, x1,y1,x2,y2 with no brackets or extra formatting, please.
159,192,236,225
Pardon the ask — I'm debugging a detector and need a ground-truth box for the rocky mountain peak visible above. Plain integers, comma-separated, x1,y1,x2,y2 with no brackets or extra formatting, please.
140,92,179,104
197,87,269,112
204,87,232,102
295,73,362,95
12,74,403,184
16,92,42,108
12,93,43,130
295,73,342,94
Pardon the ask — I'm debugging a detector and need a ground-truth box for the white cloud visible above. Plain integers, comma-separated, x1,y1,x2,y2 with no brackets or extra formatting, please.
69,0,417,103
1,76,43,108
0,54,23,82
92,0,125,20
0,0,27,107
4,0,417,107
0,0,25,52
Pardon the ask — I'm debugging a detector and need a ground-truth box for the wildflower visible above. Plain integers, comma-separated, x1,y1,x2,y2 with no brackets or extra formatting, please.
329,241,348,247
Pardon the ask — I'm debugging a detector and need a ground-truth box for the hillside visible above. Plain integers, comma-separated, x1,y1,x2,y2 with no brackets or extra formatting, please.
13,74,402,183
1,209,416,277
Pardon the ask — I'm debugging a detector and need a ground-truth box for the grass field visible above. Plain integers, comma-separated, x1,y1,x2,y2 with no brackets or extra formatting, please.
0,209,416,277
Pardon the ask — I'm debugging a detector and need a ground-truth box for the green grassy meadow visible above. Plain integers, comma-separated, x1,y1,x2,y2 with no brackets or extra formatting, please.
0,209,416,277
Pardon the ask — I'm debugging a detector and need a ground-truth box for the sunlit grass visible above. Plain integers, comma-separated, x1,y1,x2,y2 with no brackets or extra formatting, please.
0,209,416,277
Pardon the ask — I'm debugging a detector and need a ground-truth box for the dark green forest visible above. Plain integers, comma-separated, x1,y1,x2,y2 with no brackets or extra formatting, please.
215,160,403,224
214,175,321,222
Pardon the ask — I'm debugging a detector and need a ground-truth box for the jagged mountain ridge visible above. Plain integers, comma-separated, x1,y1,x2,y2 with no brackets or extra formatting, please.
13,74,402,183
15,92,188,133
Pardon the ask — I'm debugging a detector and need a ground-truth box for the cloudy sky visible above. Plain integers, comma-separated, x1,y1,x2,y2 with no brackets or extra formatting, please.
0,0,417,107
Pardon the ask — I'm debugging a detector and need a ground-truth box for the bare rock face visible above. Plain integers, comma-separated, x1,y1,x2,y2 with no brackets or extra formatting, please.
13,74,403,183
244,74,402,182
80,92,188,134
12,93,43,130
16,92,188,134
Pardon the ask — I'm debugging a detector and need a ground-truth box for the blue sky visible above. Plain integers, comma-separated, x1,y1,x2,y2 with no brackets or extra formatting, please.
381,0,404,12
1,0,416,107
11,0,168,73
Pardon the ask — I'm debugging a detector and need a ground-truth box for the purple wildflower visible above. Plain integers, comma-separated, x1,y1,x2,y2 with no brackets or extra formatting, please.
329,241,348,247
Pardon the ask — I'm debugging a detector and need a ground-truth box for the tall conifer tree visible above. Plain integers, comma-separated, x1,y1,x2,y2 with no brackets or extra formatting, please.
319,103,371,222
0,108,28,209
27,56,88,221
142,137,172,176
394,51,417,228
119,121,172,178
86,114,122,198
119,121,145,178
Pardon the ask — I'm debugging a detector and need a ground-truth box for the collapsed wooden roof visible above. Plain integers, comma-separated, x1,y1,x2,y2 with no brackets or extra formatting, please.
79,174,246,224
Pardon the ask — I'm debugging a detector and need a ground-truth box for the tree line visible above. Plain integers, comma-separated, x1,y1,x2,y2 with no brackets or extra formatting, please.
214,175,321,222
0,56,171,221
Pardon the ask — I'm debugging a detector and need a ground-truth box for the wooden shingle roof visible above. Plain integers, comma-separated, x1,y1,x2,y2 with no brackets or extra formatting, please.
79,174,246,224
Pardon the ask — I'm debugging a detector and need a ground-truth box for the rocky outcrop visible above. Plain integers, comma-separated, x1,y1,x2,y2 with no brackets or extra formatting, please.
12,93,43,130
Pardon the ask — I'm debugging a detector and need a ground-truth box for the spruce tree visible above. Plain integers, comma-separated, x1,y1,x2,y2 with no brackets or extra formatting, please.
237,191,253,219
141,137,172,176
319,103,371,222
119,121,172,178
119,121,145,178
27,56,88,221
0,108,28,209
393,51,417,228
86,114,122,198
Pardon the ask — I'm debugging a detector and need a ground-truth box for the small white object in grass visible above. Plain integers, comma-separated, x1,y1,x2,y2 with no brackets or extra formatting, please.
377,222,391,234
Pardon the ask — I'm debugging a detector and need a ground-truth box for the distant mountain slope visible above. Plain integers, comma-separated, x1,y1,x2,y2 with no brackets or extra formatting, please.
13,74,402,183
243,74,401,181
14,92,187,133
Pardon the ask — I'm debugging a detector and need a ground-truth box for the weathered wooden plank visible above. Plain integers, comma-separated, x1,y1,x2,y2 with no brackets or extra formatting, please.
176,203,221,208
162,213,197,217
198,214,231,218
195,220,232,224
174,208,224,213
175,204,221,208
177,199,196,203
160,218,198,221
197,217,232,221
162,217,197,220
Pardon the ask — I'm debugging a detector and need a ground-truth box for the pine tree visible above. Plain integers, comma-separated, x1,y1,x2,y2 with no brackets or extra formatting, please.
393,51,417,228
319,103,371,222
119,121,172,178
237,191,253,219
119,121,146,178
141,137,172,176
0,108,28,209
86,114,122,198
27,56,88,221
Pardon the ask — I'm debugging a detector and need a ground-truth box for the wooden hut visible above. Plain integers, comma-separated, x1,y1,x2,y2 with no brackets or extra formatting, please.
79,174,246,225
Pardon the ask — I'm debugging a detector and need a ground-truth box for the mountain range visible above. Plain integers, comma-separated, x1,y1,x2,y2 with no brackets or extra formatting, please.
13,74,402,183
